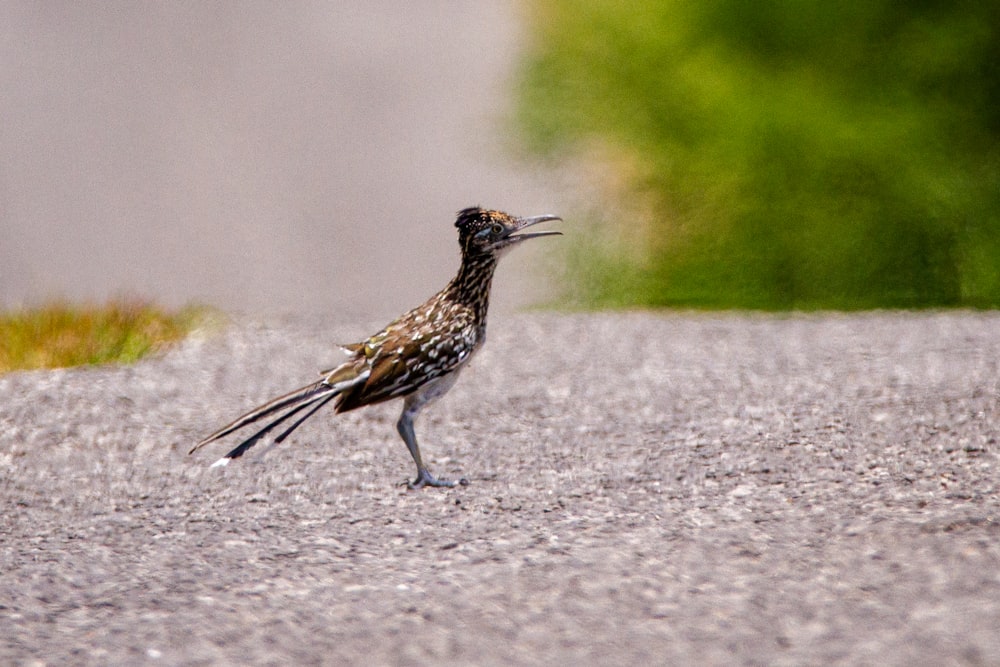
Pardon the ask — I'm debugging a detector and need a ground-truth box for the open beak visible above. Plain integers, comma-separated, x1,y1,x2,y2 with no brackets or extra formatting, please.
507,214,563,242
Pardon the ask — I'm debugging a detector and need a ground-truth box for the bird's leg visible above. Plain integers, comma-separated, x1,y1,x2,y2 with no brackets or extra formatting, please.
396,404,455,489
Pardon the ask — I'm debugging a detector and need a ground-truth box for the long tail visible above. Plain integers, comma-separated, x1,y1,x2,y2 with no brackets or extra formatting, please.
190,368,369,466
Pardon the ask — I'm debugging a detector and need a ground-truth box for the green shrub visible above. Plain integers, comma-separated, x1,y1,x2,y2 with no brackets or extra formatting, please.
519,1,1000,309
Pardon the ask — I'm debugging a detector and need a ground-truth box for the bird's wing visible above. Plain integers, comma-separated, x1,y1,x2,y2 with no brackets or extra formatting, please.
335,311,478,412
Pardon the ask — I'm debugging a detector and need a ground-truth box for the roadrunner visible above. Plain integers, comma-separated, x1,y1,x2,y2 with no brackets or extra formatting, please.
190,207,562,488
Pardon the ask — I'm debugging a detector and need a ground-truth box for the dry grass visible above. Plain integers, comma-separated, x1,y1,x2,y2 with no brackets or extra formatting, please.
0,299,206,374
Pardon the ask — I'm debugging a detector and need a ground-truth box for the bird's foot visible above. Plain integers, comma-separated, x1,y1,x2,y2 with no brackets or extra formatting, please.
407,469,469,490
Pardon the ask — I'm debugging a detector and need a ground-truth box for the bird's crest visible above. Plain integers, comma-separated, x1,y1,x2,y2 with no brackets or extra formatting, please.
455,206,488,231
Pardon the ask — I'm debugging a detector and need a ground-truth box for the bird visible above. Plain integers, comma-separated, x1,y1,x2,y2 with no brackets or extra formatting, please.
190,206,562,488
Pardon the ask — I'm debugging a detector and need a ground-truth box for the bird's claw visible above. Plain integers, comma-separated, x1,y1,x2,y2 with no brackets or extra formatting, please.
407,470,467,490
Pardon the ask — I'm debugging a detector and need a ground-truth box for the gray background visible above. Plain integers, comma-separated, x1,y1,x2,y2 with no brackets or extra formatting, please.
1,2,567,318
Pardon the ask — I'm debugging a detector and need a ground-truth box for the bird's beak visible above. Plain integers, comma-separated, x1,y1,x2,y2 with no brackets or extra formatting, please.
507,214,563,242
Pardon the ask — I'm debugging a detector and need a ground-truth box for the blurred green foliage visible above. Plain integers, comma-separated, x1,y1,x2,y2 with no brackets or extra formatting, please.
518,1,1000,308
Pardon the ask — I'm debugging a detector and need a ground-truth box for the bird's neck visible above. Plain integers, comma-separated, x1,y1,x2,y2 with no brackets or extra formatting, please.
446,252,498,322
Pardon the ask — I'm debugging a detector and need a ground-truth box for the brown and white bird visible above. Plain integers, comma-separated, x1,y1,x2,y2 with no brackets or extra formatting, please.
190,207,562,488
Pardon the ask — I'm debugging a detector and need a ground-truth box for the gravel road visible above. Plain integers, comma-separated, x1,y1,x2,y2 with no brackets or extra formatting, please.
3,311,999,665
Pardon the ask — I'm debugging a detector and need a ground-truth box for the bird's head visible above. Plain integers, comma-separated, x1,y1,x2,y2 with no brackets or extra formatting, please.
455,207,562,257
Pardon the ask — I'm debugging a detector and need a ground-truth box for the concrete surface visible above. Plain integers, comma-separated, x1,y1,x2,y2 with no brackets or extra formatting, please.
3,311,999,665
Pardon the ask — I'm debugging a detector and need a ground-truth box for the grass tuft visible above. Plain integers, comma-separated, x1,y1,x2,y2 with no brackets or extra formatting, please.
0,299,209,374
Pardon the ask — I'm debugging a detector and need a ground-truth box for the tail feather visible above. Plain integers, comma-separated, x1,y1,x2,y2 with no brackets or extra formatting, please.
190,381,332,454
190,365,370,462
214,392,331,461
273,392,339,445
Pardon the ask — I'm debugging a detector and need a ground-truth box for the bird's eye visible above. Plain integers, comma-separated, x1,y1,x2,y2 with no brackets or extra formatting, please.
491,223,504,235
